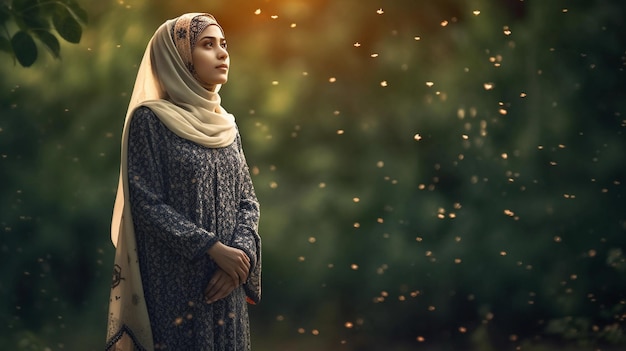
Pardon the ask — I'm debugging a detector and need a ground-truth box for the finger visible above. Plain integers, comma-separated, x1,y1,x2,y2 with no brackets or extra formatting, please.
205,270,227,296
204,281,215,296
237,268,248,283
205,275,227,302
206,279,235,303
241,254,250,268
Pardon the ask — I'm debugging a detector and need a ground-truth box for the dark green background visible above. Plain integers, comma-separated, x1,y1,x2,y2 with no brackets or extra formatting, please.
1,0,625,350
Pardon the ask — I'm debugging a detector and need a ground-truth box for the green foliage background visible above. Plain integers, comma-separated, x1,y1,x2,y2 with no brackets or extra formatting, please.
0,0,625,350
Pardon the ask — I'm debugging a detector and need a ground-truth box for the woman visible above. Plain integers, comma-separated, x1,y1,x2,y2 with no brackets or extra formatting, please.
106,13,261,351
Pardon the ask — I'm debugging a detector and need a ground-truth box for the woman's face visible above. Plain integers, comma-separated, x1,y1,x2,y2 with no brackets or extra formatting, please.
192,24,229,91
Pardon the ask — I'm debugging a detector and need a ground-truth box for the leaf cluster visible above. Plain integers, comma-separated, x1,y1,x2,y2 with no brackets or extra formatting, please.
0,0,87,67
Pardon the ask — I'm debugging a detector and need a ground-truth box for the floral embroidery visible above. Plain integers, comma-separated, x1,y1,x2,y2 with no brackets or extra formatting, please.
176,27,187,40
111,264,124,289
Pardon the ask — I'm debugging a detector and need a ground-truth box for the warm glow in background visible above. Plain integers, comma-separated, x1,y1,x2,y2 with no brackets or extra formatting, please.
1,0,625,350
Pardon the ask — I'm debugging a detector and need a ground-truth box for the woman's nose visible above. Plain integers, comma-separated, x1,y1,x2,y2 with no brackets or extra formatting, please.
218,48,228,60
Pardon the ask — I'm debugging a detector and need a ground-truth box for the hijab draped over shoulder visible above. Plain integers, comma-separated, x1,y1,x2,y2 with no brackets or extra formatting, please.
106,13,237,350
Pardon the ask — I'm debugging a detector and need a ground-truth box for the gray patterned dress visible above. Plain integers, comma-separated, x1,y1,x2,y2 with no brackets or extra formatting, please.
127,106,261,350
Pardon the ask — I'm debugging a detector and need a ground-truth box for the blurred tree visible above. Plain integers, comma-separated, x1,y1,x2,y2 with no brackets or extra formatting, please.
0,0,624,350
0,0,87,67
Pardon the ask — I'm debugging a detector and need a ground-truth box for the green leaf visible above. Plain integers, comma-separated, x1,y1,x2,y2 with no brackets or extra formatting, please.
52,5,82,43
0,4,10,25
12,0,39,19
12,0,48,31
0,35,12,54
11,30,37,67
64,0,88,24
34,30,60,58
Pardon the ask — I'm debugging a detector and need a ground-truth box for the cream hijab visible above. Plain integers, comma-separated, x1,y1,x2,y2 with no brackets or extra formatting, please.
106,13,236,350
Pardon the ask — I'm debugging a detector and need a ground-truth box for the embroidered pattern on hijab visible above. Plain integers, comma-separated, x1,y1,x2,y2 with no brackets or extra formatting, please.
106,13,238,351
170,13,224,82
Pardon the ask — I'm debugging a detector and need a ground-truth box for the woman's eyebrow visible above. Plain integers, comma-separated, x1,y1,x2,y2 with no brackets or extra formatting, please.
199,36,226,41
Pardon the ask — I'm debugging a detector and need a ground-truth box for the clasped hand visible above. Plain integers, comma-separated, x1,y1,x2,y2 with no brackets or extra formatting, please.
205,242,250,303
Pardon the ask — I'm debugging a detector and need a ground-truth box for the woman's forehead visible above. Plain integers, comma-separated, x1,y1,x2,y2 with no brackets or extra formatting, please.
199,24,225,39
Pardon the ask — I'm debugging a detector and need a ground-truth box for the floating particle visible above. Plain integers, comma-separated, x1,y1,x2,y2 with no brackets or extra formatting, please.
380,81,388,87
271,81,279,85
459,326,467,333
376,161,384,168
290,23,297,28
353,222,360,228
520,92,527,98
562,8,568,13
350,264,359,270
414,36,421,41
499,108,507,115
440,20,448,27
269,181,278,189
414,134,422,141
311,329,320,336
352,197,360,203
371,53,379,58
308,237,317,244
503,26,512,36
428,306,436,311
501,153,508,159
254,9,261,15
415,236,423,242
345,322,354,328
554,236,562,242
318,182,326,188
354,42,361,47
504,209,514,217
483,82,494,90
472,10,481,16
417,336,425,342
329,77,337,83
462,134,469,140
500,251,507,256
298,256,305,262
337,129,344,135
271,15,278,19
426,81,434,87
376,8,384,14
276,315,285,321
298,328,306,334
454,258,462,264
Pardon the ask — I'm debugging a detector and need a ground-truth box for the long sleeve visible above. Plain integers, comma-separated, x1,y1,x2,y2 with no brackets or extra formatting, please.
127,107,218,261
231,135,262,303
